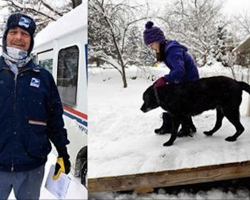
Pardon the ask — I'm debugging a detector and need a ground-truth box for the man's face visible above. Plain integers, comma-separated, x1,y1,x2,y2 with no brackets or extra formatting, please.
148,42,160,53
6,27,31,51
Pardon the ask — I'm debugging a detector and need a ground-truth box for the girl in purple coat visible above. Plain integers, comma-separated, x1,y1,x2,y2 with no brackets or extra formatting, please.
143,21,199,135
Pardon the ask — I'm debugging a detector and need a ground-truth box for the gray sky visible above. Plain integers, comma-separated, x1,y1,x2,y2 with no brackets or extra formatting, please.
137,0,250,16
222,0,250,15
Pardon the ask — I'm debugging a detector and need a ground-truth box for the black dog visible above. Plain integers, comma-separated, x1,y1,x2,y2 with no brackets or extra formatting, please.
141,76,250,146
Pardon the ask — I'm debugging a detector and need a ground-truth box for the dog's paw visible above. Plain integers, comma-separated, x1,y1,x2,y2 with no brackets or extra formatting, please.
163,141,173,146
225,136,236,142
203,131,213,136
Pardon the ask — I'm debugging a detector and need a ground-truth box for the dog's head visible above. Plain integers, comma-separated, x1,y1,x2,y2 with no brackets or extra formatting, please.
140,85,160,113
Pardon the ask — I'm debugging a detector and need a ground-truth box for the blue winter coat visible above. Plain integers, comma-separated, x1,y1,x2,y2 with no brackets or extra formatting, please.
163,40,199,83
0,57,69,172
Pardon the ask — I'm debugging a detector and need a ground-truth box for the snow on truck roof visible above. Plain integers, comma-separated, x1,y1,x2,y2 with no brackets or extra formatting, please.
34,2,87,48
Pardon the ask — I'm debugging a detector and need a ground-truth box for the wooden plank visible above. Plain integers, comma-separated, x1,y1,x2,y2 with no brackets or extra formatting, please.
88,160,250,193
134,188,154,194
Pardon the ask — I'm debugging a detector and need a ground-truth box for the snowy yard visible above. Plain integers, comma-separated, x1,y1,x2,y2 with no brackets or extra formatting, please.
88,63,250,199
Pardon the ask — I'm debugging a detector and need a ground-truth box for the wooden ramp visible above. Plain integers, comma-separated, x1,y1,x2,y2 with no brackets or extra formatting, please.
88,160,250,193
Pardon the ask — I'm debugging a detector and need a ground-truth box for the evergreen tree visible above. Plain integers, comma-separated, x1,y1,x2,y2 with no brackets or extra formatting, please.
212,21,235,66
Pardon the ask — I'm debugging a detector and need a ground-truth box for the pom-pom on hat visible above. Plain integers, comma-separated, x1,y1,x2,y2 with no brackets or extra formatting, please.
143,21,166,45
2,12,36,55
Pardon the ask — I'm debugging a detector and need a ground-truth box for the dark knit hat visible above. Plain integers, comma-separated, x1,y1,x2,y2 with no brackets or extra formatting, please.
143,21,166,45
2,12,36,55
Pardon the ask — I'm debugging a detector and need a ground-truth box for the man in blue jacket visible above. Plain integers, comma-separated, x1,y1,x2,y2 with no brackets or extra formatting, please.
143,21,199,135
0,13,70,199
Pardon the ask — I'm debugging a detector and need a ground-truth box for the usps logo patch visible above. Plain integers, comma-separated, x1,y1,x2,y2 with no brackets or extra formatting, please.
30,78,40,88
19,17,31,28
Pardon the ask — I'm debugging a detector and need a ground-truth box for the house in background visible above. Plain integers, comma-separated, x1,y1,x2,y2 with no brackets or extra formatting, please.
233,35,250,67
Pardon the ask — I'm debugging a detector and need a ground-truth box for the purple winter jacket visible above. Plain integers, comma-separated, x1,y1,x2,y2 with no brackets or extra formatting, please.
162,40,199,83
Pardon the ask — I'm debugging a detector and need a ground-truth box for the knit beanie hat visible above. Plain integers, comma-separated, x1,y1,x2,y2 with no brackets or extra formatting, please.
143,21,166,46
2,13,36,55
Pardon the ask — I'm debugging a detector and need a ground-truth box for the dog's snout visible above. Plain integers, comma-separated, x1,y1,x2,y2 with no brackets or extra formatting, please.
141,104,151,113
140,106,145,113
140,104,147,113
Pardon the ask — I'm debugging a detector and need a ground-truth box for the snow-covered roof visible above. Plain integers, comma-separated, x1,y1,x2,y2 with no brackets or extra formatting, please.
233,34,250,53
34,2,87,48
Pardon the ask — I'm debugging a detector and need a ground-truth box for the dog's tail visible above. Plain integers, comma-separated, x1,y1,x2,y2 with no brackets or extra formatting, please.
240,81,250,94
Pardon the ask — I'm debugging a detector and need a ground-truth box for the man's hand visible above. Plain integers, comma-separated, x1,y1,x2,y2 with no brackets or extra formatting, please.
53,149,71,180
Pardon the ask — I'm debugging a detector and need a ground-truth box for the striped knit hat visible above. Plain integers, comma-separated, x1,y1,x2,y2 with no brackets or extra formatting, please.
143,21,166,45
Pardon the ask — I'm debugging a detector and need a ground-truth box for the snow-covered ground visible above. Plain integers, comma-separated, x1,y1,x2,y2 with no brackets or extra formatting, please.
88,63,250,199
8,152,87,200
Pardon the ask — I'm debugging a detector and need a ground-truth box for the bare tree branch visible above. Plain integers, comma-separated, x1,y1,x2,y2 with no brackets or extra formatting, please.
40,0,63,17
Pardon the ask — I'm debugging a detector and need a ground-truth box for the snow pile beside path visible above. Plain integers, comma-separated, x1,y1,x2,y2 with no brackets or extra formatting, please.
199,63,250,83
89,187,250,200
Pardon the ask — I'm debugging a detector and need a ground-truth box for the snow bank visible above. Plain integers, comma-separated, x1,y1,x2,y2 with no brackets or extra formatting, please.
89,187,250,200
